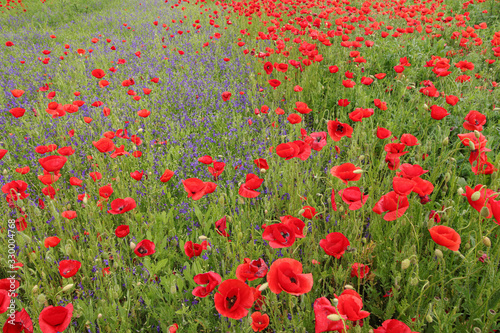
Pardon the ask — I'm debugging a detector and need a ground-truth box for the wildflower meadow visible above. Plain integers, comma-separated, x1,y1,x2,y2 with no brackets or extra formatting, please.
1,0,500,331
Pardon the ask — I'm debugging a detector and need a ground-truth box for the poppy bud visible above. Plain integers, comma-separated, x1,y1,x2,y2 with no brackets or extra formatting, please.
83,195,88,204
62,284,74,292
338,206,344,213
264,210,268,214
427,218,434,229
113,261,119,269
260,168,266,173
137,282,142,286
401,259,411,270
435,249,443,259
352,169,363,174
474,130,481,139
494,108,500,112
21,206,26,212
482,236,491,247
426,314,433,323
138,128,143,133
67,203,72,210
344,284,355,290
238,231,243,240
442,137,449,146
480,206,490,217
2,169,7,175
469,141,476,150
170,283,177,294
65,244,73,256
258,283,268,291
473,328,482,333
332,298,339,307
238,197,245,205
298,209,305,215
471,191,482,201
199,235,208,240
444,172,451,182
457,187,464,195
359,155,365,161
32,285,39,293
98,314,103,319
424,104,429,110
465,242,471,250
37,294,46,304
130,242,136,250
410,277,418,285
327,314,342,321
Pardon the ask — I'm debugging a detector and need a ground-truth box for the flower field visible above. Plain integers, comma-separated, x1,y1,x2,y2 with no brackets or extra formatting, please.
1,0,500,331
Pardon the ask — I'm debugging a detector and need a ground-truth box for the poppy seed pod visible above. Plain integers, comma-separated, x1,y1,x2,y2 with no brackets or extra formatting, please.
482,236,491,247
401,259,411,270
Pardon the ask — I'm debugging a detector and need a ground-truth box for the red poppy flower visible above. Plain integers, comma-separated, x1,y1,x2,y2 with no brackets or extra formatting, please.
400,133,419,146
445,95,459,106
239,173,264,198
130,171,143,181
361,76,374,85
38,156,67,173
342,80,356,88
192,271,222,297
329,65,339,73
330,163,362,185
351,263,370,278
9,108,26,118
384,143,408,159
182,178,217,201
392,177,416,196
11,89,24,98
411,176,434,196
374,319,416,333
327,119,353,142
429,226,461,251
15,166,30,175
91,69,105,79
338,187,369,210
254,158,269,170
338,99,350,107
58,260,81,278
2,308,33,333
457,132,487,151
336,289,370,322
61,211,77,220
214,279,254,319
430,105,449,120
115,225,129,238
320,232,350,259
267,258,313,296
198,155,213,164
287,113,302,124
268,79,281,89
373,191,410,221
160,169,174,183
2,180,29,203
211,216,229,239
107,197,136,214
92,138,116,153
314,297,347,332
462,184,497,217
89,172,102,182
39,303,73,333
251,312,270,332
0,149,7,160
377,127,392,139
397,163,429,179
301,206,317,219
374,99,388,110
134,240,156,257
221,91,232,101
262,223,296,248
137,109,150,118
184,240,208,259
276,142,300,160
236,258,268,282
294,102,312,114
208,161,225,180
463,110,486,131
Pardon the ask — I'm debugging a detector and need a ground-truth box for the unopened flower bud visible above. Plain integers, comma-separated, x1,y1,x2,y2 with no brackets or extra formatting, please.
344,284,355,290
298,209,305,215
457,187,464,195
37,294,46,304
199,235,208,241
426,314,433,323
352,169,363,174
493,107,500,112
471,191,482,201
129,242,136,250
480,206,490,217
66,203,71,210
444,172,451,182
98,314,103,319
32,285,39,293
401,259,411,270
260,168,266,173
61,284,74,292
170,283,177,294
442,137,449,146
482,236,491,247
258,283,268,291
359,155,365,161
327,314,342,321
332,298,339,307
474,130,481,139
2,169,7,175
424,104,429,110
137,128,143,133
410,277,419,285
469,140,476,150
82,195,88,204
435,249,443,259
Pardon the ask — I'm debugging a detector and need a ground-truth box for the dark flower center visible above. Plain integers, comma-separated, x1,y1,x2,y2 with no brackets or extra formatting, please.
290,277,297,283
138,247,147,254
226,295,237,309
336,124,344,133
280,231,289,240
